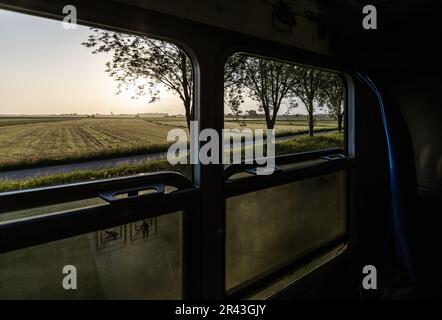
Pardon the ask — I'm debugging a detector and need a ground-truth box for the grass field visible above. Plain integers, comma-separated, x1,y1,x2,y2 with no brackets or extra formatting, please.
0,116,82,127
0,132,343,192
0,117,174,170
155,118,337,133
0,116,340,171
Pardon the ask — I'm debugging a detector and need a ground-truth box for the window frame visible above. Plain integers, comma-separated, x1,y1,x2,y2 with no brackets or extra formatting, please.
220,51,355,298
0,5,201,300
0,0,358,300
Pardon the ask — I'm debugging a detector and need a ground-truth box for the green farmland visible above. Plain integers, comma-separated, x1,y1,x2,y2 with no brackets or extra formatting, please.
0,116,340,171
0,116,343,191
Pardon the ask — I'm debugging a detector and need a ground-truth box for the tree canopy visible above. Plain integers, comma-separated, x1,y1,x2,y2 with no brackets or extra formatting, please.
289,67,328,136
83,31,344,135
224,55,247,121
83,29,194,128
239,56,298,129
319,73,345,131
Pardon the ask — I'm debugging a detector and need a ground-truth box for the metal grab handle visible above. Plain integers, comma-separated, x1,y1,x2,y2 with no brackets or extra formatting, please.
0,171,192,214
223,149,345,180
98,183,165,204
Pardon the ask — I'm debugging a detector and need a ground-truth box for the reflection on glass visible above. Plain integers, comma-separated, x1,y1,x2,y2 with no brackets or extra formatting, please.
226,172,346,290
0,212,182,299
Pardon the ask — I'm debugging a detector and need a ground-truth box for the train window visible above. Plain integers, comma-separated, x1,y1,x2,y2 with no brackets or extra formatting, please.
223,54,346,161
0,9,193,194
0,211,182,299
1,7,354,301
226,172,346,292
0,9,193,301
223,54,350,295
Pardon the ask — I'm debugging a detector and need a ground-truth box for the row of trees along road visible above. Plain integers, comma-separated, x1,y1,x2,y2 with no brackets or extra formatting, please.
83,31,344,136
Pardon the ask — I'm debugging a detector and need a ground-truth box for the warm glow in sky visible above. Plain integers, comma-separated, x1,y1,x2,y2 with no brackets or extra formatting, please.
0,9,307,116
0,9,182,115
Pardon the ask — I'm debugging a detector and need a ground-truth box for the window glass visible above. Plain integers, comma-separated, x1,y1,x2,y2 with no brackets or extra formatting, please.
0,9,193,192
224,54,345,160
226,172,346,290
0,211,182,299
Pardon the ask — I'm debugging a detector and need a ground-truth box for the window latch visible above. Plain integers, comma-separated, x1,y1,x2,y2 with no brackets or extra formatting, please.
99,183,165,204
320,154,346,161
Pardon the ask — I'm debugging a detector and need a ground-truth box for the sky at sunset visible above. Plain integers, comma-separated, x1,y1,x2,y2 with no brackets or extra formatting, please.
0,9,182,115
0,9,305,116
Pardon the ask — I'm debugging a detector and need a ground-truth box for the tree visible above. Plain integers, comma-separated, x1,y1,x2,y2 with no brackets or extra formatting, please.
246,110,259,118
290,67,326,137
225,96,243,121
241,56,298,129
82,29,194,129
224,55,246,122
319,73,344,131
